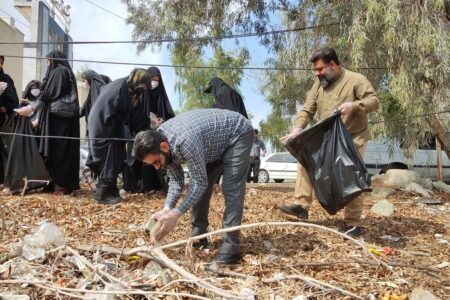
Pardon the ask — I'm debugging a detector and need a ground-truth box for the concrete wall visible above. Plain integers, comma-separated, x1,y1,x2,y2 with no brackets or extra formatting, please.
0,17,24,96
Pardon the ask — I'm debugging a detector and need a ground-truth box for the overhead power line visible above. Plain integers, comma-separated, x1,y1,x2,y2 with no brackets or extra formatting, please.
1,54,389,72
82,0,127,21
0,111,448,141
0,21,344,45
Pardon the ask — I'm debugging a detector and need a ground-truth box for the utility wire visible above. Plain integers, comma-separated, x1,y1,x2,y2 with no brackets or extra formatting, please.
0,110,448,141
1,54,389,72
0,21,343,45
82,0,127,21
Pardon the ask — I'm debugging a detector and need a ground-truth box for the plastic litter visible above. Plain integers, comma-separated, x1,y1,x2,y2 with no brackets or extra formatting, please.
21,221,65,261
285,112,371,215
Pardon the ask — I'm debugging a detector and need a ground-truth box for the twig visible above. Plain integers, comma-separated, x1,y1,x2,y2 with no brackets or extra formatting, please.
20,177,50,199
0,204,5,240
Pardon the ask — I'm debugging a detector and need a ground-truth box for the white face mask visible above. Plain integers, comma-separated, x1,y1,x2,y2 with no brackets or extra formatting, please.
151,80,159,90
30,88,40,97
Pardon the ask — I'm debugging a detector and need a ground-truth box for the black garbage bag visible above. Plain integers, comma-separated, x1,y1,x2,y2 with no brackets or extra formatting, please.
4,116,50,194
285,111,371,215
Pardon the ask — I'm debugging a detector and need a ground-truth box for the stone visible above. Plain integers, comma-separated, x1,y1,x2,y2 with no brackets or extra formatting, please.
417,177,433,190
383,170,417,187
371,187,395,200
433,181,450,195
143,261,172,286
370,199,394,217
404,182,432,197
419,198,444,205
409,288,437,300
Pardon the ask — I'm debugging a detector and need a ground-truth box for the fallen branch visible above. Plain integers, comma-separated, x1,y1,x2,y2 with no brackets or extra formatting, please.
0,279,212,300
153,221,391,269
0,204,5,240
72,244,241,299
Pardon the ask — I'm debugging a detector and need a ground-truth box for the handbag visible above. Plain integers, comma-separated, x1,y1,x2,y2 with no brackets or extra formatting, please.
50,76,79,118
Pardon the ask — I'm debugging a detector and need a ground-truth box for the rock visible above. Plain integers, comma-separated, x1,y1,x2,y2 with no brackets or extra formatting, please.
371,187,395,200
143,261,172,286
436,261,449,269
0,296,30,300
417,177,433,190
404,182,432,197
239,288,256,300
433,181,450,195
262,240,275,251
370,199,394,217
292,296,307,300
383,169,417,187
419,198,444,205
409,288,437,300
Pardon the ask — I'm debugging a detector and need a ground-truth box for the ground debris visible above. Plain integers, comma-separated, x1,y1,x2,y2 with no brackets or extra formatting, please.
0,182,448,299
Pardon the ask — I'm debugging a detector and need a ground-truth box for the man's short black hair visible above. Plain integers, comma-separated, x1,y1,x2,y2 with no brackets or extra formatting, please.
309,47,340,65
254,129,259,135
0,56,4,63
133,130,167,161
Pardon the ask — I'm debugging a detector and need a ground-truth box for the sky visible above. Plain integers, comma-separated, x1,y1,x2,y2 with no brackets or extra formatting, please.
0,0,274,135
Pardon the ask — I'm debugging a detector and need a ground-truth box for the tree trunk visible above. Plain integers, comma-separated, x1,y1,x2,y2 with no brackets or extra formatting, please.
427,115,450,160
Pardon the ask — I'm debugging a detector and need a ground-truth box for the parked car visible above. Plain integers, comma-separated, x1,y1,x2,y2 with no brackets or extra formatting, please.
258,152,297,183
364,139,450,180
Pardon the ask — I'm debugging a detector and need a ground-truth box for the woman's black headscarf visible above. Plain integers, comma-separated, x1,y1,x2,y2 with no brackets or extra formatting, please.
100,74,112,84
38,50,78,104
204,76,248,118
22,80,41,101
143,66,175,120
80,70,106,120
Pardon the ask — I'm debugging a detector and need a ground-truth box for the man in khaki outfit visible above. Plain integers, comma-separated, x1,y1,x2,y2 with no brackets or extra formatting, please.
278,47,379,237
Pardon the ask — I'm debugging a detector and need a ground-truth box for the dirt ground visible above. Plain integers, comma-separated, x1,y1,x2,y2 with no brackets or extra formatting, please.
0,179,449,299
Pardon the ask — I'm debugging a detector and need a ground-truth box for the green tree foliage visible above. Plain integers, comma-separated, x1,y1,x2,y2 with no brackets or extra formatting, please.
122,0,258,110
172,45,249,110
123,0,450,157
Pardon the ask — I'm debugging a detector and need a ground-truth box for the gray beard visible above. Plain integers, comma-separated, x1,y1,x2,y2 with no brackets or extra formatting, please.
319,78,330,88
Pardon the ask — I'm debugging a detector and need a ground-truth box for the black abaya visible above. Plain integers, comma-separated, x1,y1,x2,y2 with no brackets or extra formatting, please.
88,77,149,182
0,68,19,184
123,67,174,192
204,77,248,118
33,50,80,191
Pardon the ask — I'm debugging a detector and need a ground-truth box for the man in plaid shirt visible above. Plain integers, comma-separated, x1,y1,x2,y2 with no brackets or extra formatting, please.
134,109,253,264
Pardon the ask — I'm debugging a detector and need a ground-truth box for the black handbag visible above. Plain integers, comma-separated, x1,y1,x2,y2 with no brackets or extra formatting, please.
50,77,79,118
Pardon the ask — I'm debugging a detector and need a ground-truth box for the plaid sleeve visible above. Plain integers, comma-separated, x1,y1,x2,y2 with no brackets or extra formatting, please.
174,140,208,214
164,163,185,209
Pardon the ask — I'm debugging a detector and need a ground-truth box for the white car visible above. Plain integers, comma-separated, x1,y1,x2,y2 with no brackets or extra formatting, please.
258,152,298,183
364,139,450,180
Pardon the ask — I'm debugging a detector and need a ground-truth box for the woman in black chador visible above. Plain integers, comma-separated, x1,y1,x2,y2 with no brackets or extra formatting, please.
123,66,175,193
16,50,80,194
79,70,107,135
88,68,152,204
204,76,248,118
